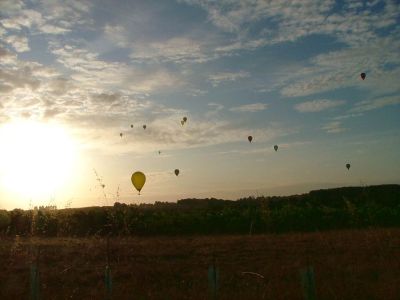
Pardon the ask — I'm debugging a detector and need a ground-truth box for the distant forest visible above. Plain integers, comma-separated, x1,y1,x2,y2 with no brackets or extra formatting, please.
1,185,399,236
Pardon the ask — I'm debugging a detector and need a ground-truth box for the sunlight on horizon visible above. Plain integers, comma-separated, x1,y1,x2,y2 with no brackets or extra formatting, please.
0,120,79,204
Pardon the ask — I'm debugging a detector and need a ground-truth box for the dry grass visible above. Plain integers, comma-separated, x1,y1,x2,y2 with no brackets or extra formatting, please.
0,228,399,299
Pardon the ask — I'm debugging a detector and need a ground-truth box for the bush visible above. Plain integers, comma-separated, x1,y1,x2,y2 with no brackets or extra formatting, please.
0,210,11,232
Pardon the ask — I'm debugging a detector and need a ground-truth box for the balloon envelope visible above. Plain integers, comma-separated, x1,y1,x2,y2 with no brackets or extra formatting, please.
274,145,278,151
120,133,123,137
248,136,253,143
174,169,179,176
131,171,146,194
183,117,187,122
346,163,351,170
130,124,133,128
143,125,146,129
360,73,366,80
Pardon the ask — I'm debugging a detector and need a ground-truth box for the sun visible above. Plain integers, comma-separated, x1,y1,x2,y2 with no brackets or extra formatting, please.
0,120,78,200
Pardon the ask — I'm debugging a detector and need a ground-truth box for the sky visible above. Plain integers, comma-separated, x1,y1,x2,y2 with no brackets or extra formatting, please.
0,0,399,210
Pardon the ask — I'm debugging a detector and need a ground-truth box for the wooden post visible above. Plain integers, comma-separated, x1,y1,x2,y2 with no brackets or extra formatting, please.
30,246,40,300
208,253,219,300
299,265,316,300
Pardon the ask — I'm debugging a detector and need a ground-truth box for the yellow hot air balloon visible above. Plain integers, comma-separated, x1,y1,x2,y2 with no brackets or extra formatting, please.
131,171,146,195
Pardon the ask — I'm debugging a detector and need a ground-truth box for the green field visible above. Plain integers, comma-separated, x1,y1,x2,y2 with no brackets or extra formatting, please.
1,228,399,299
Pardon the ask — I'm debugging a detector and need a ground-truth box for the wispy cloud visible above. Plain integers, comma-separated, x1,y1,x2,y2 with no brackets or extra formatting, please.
40,23,70,34
322,121,346,134
0,0,24,13
0,9,42,30
176,0,400,100
49,41,182,94
350,95,400,113
103,24,129,47
332,113,363,121
130,37,211,64
0,58,42,91
230,103,268,113
280,36,400,98
76,113,288,156
208,102,224,111
208,71,250,87
216,140,311,156
189,89,208,97
0,1,85,35
182,0,399,64
205,102,224,118
294,99,345,113
183,0,333,35
3,35,29,52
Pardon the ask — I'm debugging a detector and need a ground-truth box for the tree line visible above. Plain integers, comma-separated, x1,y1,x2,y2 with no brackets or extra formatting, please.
0,184,399,237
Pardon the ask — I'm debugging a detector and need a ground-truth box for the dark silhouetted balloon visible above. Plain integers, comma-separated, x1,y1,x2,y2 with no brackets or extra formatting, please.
346,163,351,170
360,73,366,80
174,169,179,176
248,136,253,143
274,145,278,151
131,171,146,195
143,125,146,130
183,117,187,122
130,124,133,128
158,150,161,155
120,133,123,138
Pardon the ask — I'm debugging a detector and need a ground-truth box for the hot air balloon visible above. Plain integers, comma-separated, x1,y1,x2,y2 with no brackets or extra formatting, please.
183,117,187,122
120,133,123,138
346,163,351,170
248,136,253,143
181,120,185,126
274,145,278,152
131,171,146,195
158,150,161,155
130,124,133,128
174,169,180,176
143,125,146,130
360,73,366,80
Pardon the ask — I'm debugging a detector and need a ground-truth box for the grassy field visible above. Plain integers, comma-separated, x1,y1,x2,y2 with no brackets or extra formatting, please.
1,228,399,299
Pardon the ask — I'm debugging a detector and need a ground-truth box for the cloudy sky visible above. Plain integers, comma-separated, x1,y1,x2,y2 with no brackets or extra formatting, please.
0,0,399,209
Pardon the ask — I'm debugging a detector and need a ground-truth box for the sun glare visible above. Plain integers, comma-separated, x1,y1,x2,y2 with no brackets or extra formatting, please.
0,120,78,200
